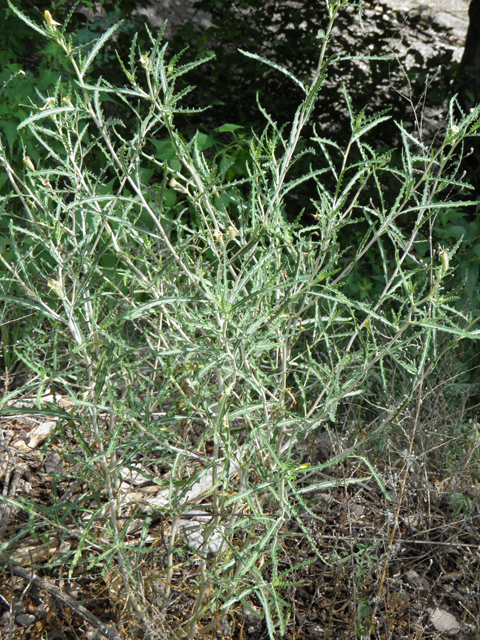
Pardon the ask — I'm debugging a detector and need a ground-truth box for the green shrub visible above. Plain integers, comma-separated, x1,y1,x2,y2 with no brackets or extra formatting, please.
0,0,153,201
1,1,480,636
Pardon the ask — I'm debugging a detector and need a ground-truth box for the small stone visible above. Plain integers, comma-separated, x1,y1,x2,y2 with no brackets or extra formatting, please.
313,430,340,463
44,452,62,474
16,614,36,627
428,608,460,634
350,504,364,519
405,569,430,591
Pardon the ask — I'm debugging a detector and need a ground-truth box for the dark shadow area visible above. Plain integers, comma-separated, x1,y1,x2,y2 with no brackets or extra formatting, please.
171,0,459,150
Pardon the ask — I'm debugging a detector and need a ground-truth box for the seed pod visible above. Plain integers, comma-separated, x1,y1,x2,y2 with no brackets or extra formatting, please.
438,248,449,277
227,225,237,242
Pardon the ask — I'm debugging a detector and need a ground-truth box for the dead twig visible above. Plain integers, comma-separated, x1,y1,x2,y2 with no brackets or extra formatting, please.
7,564,122,640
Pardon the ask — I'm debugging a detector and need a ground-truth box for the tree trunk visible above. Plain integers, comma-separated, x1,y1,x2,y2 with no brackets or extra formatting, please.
462,0,480,69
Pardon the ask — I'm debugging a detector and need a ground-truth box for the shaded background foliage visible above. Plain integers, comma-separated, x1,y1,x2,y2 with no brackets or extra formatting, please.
0,0,157,188
1,0,479,394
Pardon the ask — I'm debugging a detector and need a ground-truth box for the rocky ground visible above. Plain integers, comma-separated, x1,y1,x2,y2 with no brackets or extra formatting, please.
2,413,480,639
382,0,468,22
379,0,468,62
136,0,469,64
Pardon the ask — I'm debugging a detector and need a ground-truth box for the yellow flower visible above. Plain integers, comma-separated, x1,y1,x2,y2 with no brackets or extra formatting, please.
44,10,61,27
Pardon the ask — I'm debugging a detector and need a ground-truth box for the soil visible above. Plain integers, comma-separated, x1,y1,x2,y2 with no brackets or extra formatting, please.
2,420,480,639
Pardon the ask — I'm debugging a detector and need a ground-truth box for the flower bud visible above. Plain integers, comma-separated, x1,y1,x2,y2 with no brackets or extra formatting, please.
213,230,224,244
44,10,60,27
48,279,64,298
23,156,35,171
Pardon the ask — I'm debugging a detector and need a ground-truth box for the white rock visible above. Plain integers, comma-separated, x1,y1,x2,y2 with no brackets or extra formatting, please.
428,608,460,634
